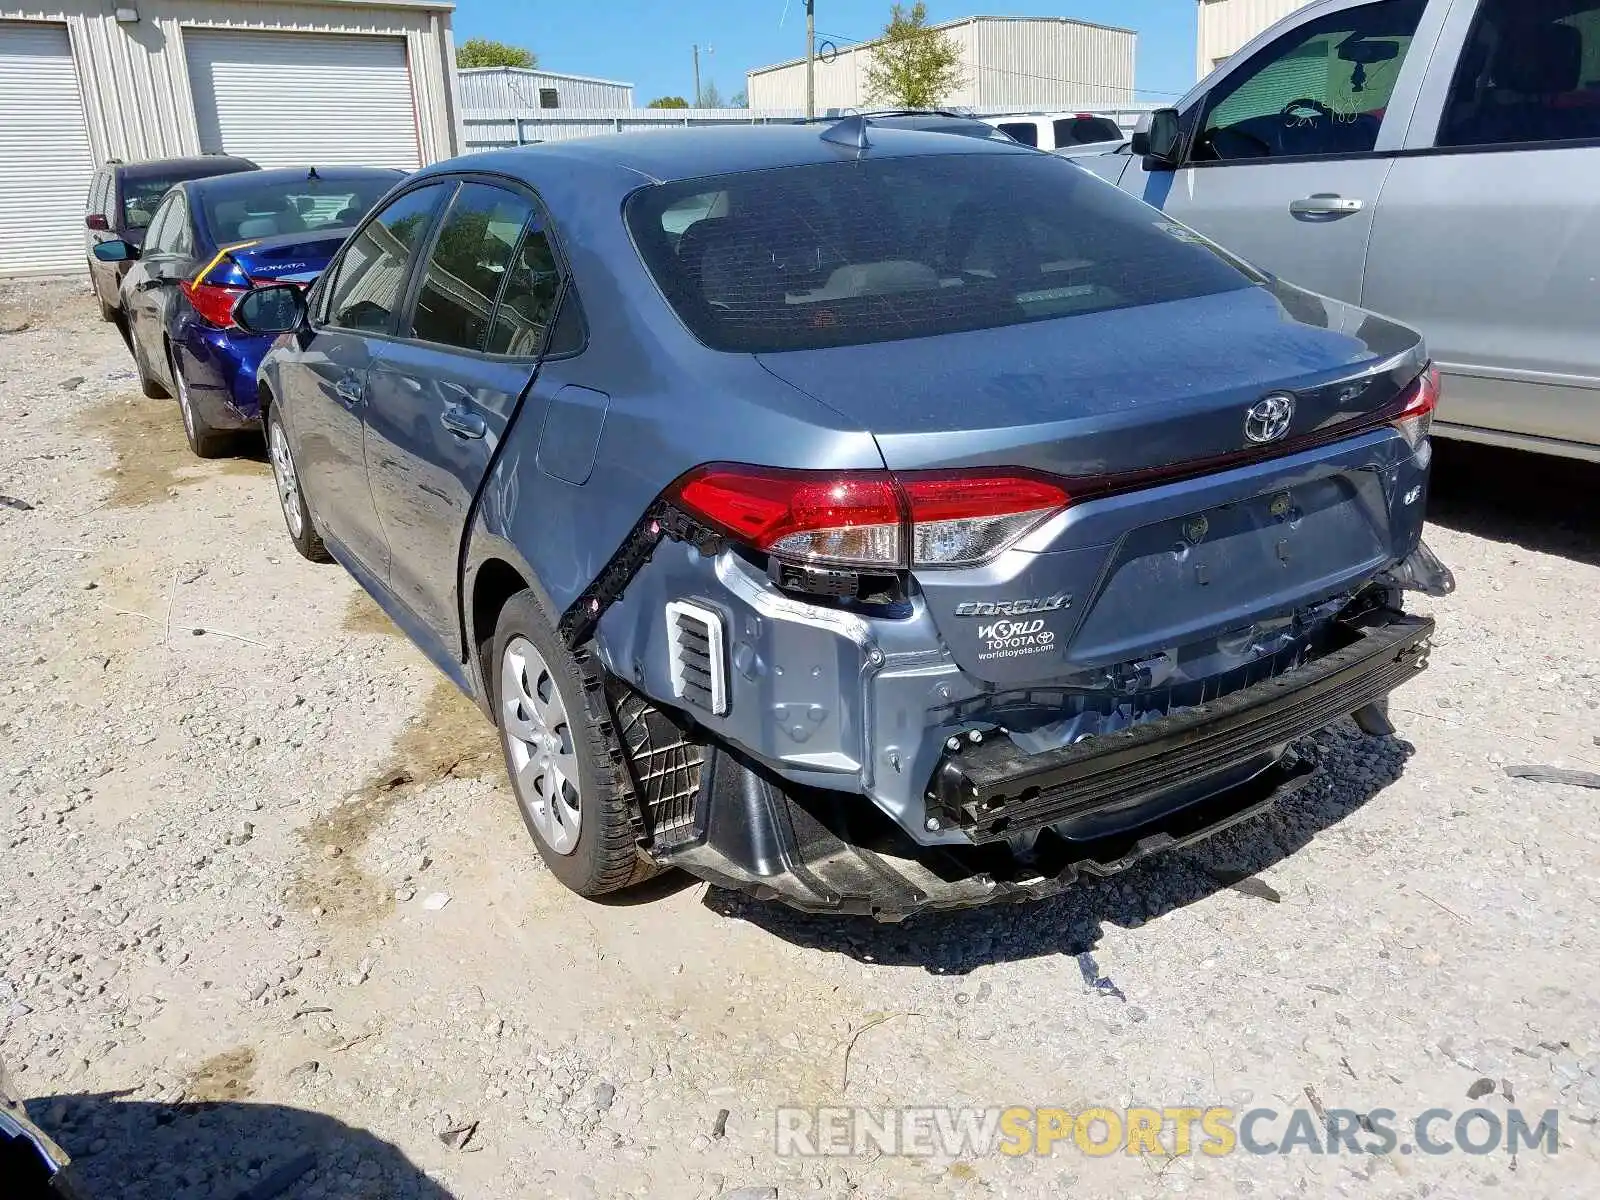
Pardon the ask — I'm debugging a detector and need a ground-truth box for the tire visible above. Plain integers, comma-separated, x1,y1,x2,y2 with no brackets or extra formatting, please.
170,345,232,459
491,588,657,897
265,407,330,563
132,332,168,399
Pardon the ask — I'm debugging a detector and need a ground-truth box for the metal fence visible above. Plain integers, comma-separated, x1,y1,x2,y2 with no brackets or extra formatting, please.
461,105,1160,151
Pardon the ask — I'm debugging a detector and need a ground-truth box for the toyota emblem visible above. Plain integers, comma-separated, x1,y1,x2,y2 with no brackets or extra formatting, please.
1244,393,1295,444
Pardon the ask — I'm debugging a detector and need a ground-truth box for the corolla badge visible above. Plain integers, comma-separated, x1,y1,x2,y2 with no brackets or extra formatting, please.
1244,393,1295,444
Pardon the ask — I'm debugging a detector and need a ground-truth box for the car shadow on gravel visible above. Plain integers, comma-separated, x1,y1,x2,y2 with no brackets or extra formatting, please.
23,1093,454,1200
1428,439,1600,566
710,722,1413,974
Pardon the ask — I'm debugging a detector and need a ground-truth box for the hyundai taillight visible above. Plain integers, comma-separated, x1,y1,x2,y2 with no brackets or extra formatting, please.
1391,362,1440,450
181,279,248,329
672,465,1069,570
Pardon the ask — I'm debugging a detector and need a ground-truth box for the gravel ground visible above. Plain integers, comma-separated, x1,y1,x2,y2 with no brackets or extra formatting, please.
2,278,1598,1200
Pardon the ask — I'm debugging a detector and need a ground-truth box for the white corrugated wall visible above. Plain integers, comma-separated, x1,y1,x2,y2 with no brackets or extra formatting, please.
186,29,420,168
0,22,94,275
458,67,633,110
747,16,1135,112
1197,0,1318,78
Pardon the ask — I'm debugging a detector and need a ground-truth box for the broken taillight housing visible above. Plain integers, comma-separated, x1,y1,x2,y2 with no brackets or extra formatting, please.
672,465,1068,570
180,279,249,329
1391,362,1439,450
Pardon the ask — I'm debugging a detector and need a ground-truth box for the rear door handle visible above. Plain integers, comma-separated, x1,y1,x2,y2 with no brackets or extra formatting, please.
1289,194,1364,215
334,375,364,407
440,404,487,440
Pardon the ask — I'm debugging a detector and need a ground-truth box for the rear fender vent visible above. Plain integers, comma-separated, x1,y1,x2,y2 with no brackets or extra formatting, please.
665,600,728,716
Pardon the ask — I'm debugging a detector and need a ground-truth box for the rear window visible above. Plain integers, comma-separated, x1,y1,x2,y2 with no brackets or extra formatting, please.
121,176,185,229
1054,115,1123,146
201,177,396,245
626,152,1261,353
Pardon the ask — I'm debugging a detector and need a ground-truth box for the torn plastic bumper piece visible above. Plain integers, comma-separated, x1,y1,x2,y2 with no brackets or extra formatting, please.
650,610,1431,919
1374,538,1455,597
653,746,1318,921
929,611,1433,843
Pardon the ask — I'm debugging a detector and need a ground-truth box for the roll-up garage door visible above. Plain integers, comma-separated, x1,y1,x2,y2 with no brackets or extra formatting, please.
0,23,94,276
186,30,420,171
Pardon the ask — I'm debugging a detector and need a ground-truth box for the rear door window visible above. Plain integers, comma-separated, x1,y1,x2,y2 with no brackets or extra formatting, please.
322,183,452,334
405,183,536,353
997,121,1039,146
1054,115,1123,146
1438,0,1600,146
626,151,1261,353
1195,0,1426,160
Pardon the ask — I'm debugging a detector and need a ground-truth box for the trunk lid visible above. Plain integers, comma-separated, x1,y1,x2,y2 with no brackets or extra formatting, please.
755,282,1422,478
757,281,1429,687
219,227,354,286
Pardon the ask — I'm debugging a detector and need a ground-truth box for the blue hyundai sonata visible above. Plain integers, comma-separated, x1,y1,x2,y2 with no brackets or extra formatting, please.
92,165,403,456
241,120,1451,917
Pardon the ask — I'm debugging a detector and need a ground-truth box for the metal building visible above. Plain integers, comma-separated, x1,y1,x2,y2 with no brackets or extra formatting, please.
458,66,634,111
747,15,1135,113
0,0,461,277
1196,0,1315,78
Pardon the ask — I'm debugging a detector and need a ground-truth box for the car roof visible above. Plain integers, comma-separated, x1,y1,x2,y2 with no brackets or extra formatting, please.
185,165,405,196
115,155,256,178
440,122,1037,187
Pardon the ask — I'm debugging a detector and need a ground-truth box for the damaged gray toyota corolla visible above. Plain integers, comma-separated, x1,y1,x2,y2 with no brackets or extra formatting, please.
250,121,1451,920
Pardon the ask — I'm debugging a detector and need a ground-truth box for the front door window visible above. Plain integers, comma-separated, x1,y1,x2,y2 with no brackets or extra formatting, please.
1194,0,1427,161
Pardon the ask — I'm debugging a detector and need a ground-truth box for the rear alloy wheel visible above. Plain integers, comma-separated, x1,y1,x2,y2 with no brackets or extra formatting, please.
132,333,167,399
492,588,657,896
169,346,231,458
266,410,329,562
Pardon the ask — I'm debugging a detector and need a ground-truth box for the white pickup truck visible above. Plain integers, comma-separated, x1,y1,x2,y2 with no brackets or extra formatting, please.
1085,0,1600,462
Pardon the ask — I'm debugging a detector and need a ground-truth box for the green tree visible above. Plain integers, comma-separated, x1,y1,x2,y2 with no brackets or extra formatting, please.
456,38,536,69
862,2,964,108
729,90,749,108
647,95,690,108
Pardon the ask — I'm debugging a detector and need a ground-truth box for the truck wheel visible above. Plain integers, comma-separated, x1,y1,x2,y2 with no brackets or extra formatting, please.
265,409,330,563
491,588,657,896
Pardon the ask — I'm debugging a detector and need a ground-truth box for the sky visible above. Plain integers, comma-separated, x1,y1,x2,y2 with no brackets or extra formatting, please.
452,1,1200,105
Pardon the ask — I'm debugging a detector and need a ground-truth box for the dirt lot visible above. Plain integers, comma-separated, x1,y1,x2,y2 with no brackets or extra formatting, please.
2,278,1598,1200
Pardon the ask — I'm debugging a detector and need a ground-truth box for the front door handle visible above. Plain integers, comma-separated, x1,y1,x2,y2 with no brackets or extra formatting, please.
440,404,487,440
333,375,364,407
1289,193,1364,216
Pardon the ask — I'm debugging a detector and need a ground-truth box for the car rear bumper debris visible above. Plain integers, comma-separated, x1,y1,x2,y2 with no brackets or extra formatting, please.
643,607,1432,919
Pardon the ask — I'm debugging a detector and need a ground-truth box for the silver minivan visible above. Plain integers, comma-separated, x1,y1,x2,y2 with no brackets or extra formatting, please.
1085,0,1600,463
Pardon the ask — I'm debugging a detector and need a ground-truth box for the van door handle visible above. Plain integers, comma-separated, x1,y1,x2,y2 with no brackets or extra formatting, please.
1289,194,1364,215
440,404,487,440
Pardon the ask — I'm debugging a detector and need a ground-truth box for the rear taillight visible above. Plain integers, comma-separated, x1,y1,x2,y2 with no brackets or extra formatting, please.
1391,362,1439,450
181,279,248,330
672,466,1069,570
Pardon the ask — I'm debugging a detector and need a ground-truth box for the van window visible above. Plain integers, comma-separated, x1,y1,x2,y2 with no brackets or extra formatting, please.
997,121,1039,147
1195,0,1426,160
1438,0,1600,147
1054,116,1123,147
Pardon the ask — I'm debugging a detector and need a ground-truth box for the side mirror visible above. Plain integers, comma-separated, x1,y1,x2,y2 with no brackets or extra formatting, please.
91,239,136,262
1131,108,1182,169
85,213,110,232
234,284,307,335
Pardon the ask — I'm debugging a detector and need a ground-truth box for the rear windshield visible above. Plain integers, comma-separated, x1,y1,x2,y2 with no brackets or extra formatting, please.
121,176,184,229
201,177,396,245
626,153,1260,353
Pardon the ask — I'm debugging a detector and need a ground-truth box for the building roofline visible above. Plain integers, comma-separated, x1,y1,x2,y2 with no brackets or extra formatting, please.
747,13,1136,77
458,66,635,88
